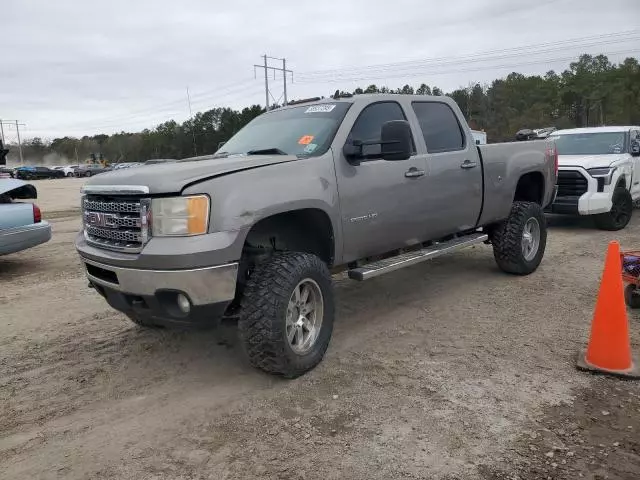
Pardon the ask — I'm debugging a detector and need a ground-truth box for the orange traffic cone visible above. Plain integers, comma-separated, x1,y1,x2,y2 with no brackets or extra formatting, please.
576,241,639,379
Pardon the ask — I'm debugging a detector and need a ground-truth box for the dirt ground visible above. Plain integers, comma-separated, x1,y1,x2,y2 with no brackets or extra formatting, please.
1,178,639,480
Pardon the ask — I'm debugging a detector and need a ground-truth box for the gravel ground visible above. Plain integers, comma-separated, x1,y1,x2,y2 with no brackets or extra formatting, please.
1,179,639,480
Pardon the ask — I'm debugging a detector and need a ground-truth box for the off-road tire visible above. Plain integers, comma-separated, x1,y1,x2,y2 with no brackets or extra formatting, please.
238,252,334,378
625,284,640,309
125,311,163,328
491,201,547,275
594,187,633,231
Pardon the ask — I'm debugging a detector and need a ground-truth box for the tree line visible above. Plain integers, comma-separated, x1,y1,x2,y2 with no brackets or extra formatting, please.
8,54,640,165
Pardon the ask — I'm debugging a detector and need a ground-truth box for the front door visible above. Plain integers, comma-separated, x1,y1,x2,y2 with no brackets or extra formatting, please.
410,101,483,239
336,101,428,263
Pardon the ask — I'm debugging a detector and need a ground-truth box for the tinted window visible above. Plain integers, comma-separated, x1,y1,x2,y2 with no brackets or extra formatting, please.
412,102,465,153
348,102,409,157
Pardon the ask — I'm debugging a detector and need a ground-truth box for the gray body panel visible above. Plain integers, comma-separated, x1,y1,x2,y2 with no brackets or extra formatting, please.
78,94,556,272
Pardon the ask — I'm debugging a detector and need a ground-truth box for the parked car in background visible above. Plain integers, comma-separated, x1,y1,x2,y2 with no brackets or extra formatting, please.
53,165,78,177
0,166,14,178
545,126,640,230
75,164,108,177
15,166,65,180
0,179,51,255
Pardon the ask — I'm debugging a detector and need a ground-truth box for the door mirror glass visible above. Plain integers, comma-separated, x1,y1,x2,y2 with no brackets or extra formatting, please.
631,140,640,157
381,120,412,161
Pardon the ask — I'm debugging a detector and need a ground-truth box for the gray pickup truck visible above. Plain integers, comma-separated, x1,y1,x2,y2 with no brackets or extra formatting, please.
75,94,557,377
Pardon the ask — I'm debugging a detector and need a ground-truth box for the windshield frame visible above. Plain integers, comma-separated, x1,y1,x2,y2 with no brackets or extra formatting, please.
549,130,629,156
216,102,353,158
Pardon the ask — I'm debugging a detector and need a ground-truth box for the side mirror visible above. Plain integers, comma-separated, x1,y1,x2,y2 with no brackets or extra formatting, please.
381,120,412,161
631,141,640,157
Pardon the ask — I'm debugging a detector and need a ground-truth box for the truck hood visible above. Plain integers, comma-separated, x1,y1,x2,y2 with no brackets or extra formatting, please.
558,154,629,170
83,154,298,194
0,178,37,199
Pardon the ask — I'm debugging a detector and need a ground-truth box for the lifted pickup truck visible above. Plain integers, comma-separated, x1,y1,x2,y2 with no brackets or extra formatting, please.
75,94,557,377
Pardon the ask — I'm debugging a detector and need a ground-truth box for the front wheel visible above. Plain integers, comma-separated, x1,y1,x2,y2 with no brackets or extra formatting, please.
491,201,547,275
238,252,335,378
594,187,633,231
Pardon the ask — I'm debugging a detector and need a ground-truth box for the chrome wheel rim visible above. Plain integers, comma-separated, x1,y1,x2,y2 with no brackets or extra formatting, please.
522,217,541,261
286,278,324,355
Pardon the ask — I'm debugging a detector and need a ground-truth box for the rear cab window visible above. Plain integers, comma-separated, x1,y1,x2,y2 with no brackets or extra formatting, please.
411,102,466,153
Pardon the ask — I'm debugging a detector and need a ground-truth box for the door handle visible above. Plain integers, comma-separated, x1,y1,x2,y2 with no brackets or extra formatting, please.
460,160,478,169
405,168,425,178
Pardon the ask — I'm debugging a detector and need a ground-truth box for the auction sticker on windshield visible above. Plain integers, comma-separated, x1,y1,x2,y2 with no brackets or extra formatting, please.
298,135,314,145
305,104,336,113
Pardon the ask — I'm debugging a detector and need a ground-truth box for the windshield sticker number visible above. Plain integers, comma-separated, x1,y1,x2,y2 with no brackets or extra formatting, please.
304,143,318,154
298,135,314,145
305,105,336,113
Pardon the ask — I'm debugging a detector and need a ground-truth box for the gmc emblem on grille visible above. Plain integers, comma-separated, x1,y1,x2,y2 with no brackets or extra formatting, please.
85,211,118,228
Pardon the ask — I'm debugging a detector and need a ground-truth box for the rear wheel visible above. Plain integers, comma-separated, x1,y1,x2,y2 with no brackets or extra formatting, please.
238,252,334,378
491,201,547,275
594,187,633,231
66,172,74,177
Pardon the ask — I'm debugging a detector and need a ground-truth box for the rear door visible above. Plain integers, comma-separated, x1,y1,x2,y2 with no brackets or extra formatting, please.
410,101,483,238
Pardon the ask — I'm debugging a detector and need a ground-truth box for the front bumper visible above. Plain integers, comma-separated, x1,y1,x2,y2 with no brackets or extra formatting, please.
0,221,51,256
79,257,238,324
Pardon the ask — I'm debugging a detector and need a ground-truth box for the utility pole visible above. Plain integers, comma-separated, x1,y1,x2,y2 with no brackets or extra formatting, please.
0,120,26,165
0,120,4,144
254,55,293,110
186,86,197,156
15,120,23,165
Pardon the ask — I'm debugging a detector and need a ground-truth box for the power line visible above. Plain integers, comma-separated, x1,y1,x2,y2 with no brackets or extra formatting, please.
296,31,640,82
296,48,640,86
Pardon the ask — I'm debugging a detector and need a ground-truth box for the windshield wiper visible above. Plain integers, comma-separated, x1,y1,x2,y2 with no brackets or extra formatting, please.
246,148,288,156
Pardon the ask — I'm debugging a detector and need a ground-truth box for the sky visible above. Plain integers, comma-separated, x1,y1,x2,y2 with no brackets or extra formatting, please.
2,0,639,142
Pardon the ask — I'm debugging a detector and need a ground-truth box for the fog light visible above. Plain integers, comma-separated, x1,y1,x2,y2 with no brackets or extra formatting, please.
177,293,191,314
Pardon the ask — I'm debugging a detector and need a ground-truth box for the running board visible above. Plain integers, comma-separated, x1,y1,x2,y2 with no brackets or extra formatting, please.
347,233,489,281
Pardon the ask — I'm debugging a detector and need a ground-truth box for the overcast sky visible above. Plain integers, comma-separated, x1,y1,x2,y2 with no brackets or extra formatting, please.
2,0,639,141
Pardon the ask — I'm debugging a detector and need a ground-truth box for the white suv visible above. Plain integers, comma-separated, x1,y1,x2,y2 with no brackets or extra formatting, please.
546,126,640,230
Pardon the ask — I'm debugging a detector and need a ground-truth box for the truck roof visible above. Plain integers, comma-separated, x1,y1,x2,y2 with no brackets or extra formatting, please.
553,126,640,135
280,93,452,111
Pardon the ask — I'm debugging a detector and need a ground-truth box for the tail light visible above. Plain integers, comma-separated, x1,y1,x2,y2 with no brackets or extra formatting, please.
545,145,559,177
33,204,42,223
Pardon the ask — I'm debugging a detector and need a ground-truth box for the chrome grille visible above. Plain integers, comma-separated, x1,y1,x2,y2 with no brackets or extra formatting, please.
82,195,149,252
83,199,141,213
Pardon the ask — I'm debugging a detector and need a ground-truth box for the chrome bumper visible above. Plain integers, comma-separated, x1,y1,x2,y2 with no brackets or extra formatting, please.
81,258,238,305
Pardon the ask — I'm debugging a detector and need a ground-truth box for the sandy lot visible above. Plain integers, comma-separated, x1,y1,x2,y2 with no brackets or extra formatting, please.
1,178,639,480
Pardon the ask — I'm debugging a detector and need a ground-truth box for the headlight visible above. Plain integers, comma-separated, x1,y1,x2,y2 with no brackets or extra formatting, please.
151,195,210,236
587,167,616,185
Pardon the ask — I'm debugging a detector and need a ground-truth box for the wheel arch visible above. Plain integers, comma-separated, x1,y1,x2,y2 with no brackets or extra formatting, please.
241,208,336,267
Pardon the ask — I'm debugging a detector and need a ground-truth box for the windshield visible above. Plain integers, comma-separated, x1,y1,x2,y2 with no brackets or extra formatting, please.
218,103,352,157
550,132,627,155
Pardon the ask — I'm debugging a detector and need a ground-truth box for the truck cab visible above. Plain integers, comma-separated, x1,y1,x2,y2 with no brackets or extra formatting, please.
546,126,640,230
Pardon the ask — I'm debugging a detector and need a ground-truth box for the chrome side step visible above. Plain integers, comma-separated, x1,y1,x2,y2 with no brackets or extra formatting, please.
347,233,488,281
